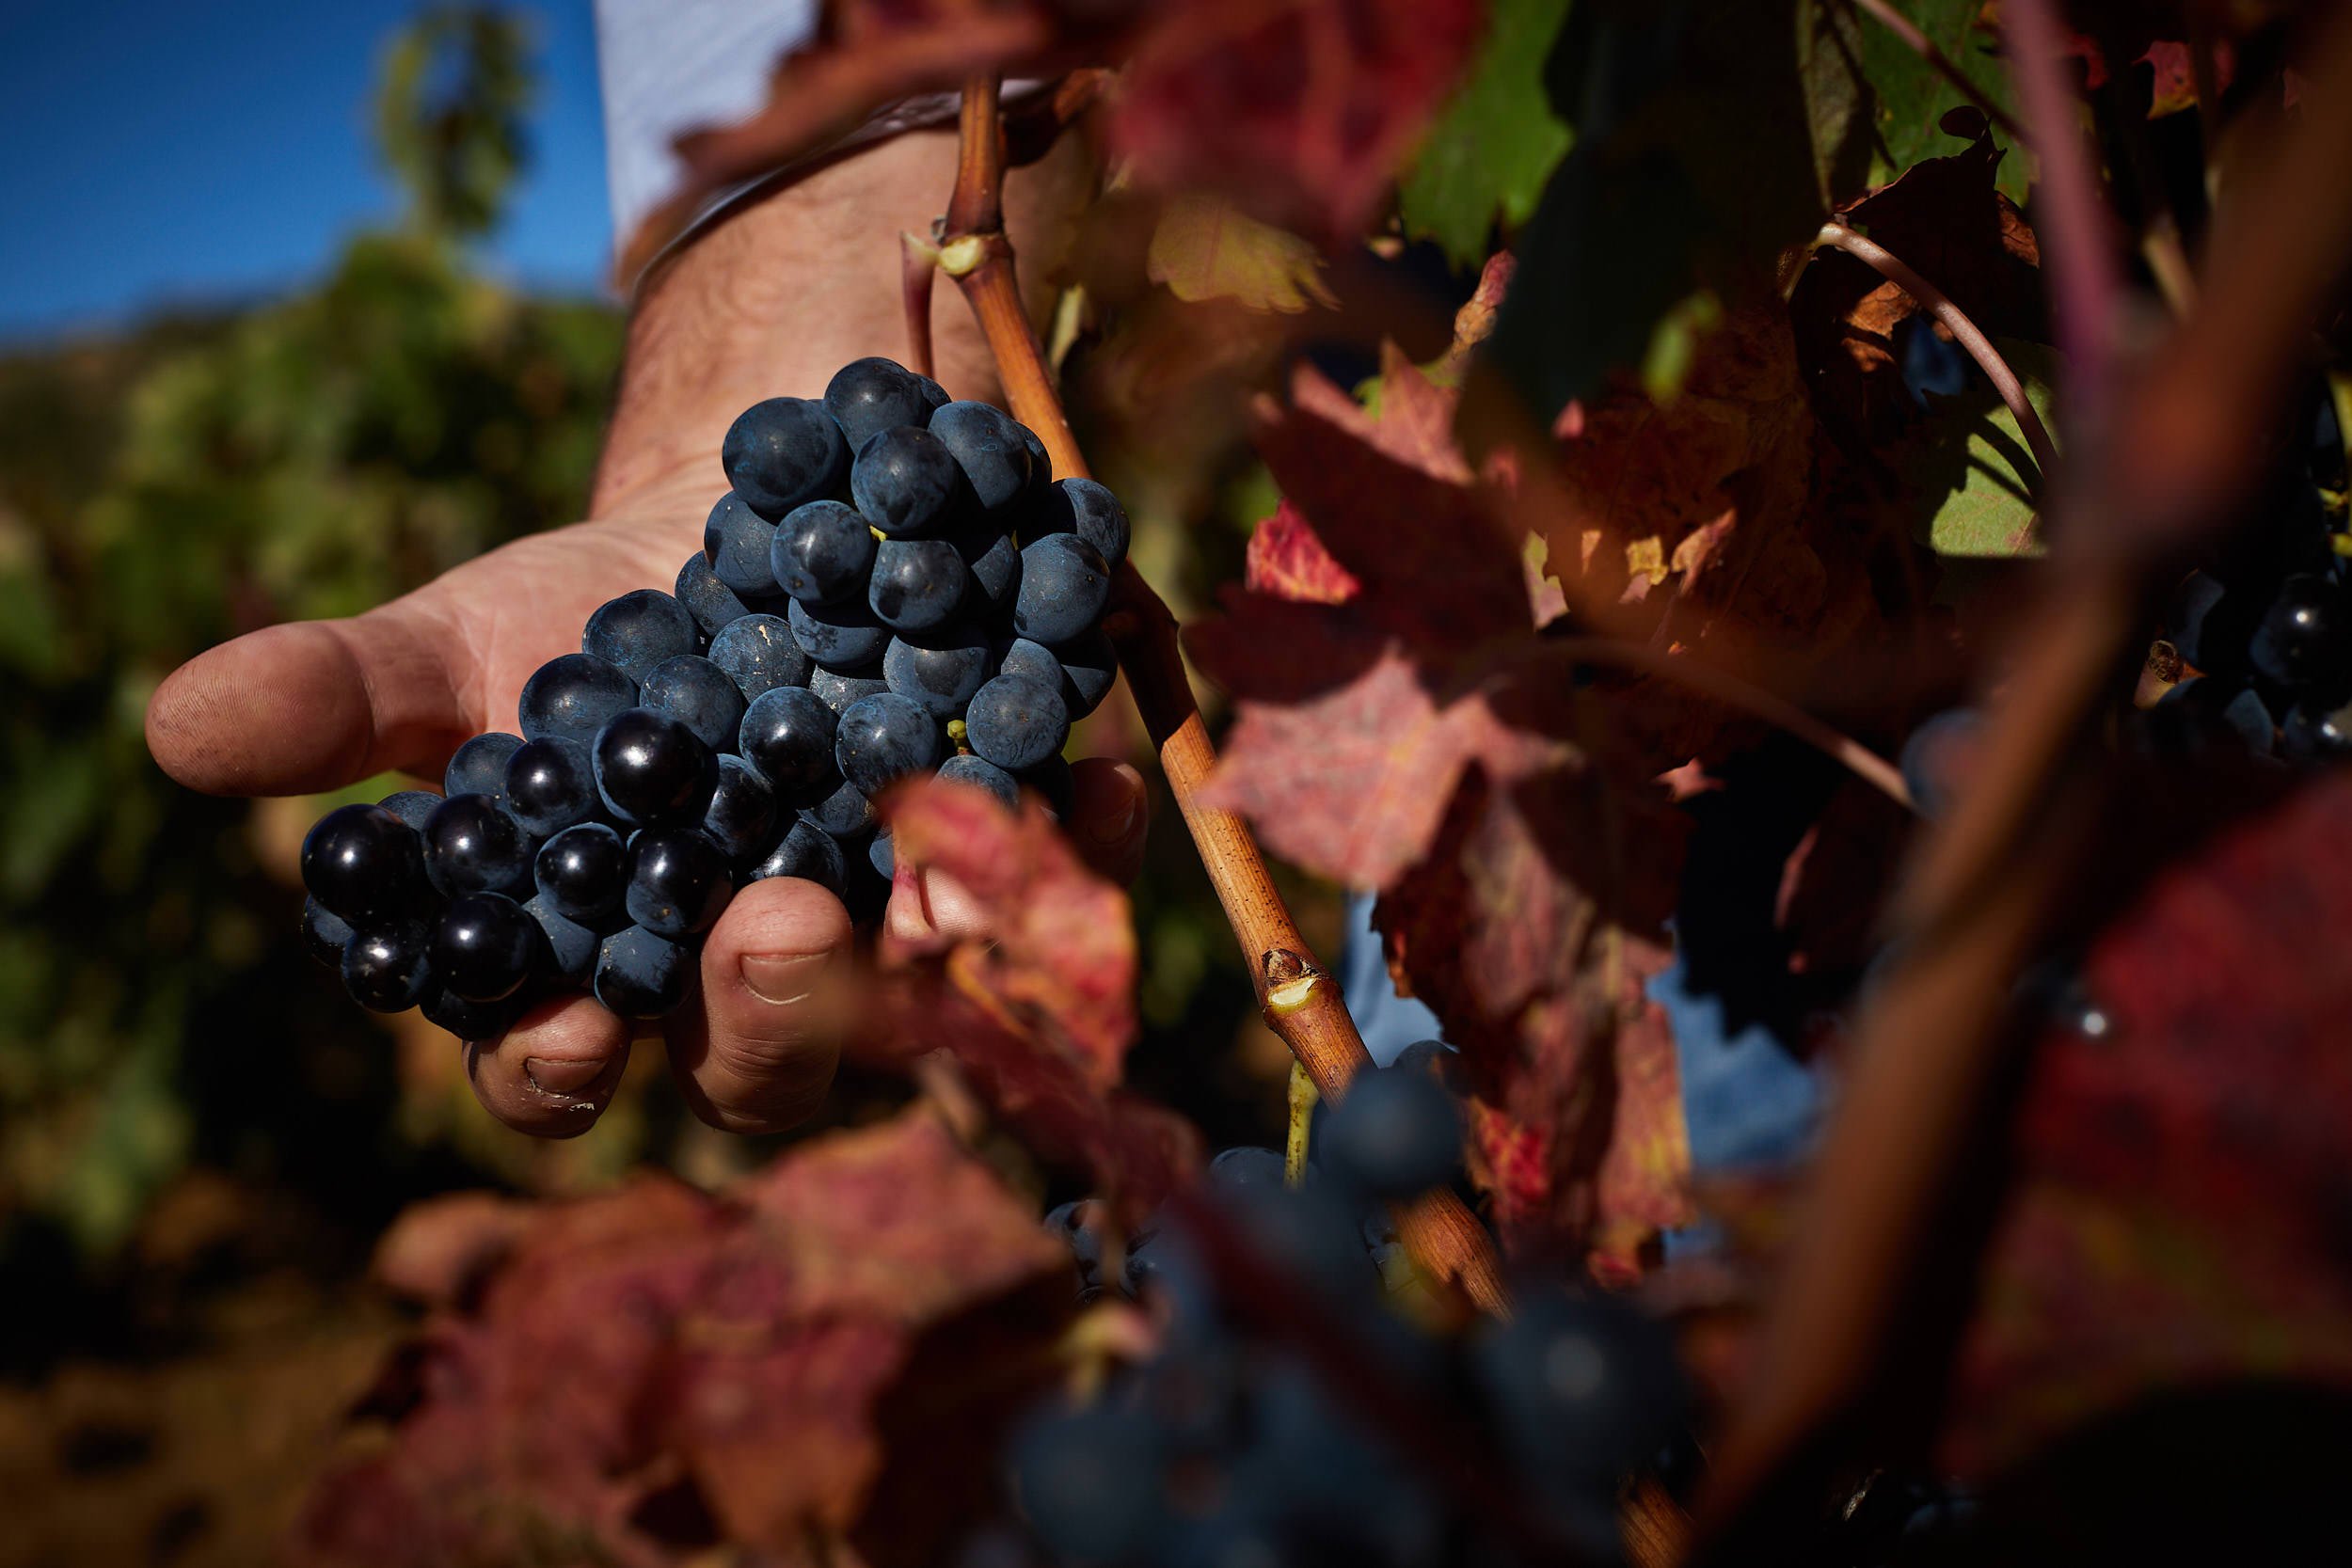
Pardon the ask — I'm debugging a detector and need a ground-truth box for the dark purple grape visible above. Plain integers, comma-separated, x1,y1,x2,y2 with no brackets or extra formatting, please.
433,891,545,1002
594,925,692,1018
443,732,523,803
801,778,876,839
739,686,840,806
824,356,932,451
748,818,847,895
502,736,598,838
996,637,1062,689
421,793,533,897
583,590,699,686
706,613,808,701
1020,753,1073,819
869,536,968,633
702,490,782,597
524,894,599,986
964,674,1067,772
593,708,718,827
535,821,628,924
421,987,528,1040
641,654,748,753
929,400,1033,515
301,802,426,923
2285,698,2352,760
519,654,638,747
936,752,1018,810
771,499,878,606
376,789,443,832
1205,1146,1289,1194
850,426,968,537
868,830,896,881
1035,477,1131,567
301,896,356,968
675,549,753,638
723,396,850,520
883,624,991,718
1019,424,1051,499
808,662,889,716
1319,1065,1461,1198
626,827,733,938
914,372,951,414
834,691,942,796
1013,533,1111,645
342,921,436,1012
702,753,780,862
787,595,891,668
1468,1291,1685,1488
961,525,1022,617
2249,572,2347,689
1054,627,1118,718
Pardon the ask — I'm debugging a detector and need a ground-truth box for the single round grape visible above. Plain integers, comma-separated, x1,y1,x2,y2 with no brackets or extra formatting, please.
421,986,528,1041
723,396,850,519
625,828,734,939
421,793,533,897
961,525,1022,617
1019,424,1051,498
808,662,889,716
524,893,600,987
787,595,892,668
342,921,436,1012
913,371,950,414
1319,1065,1462,1199
1205,1145,1290,1195
1468,1291,1686,1487
2285,697,2352,760
2249,572,2347,689
519,654,638,747
823,356,932,451
443,732,523,803
995,636,1062,689
884,625,991,718
800,778,876,839
834,691,942,796
301,802,427,922
706,613,808,702
964,674,1068,772
675,549,752,638
376,789,443,832
535,821,628,924
748,818,847,895
1054,627,1118,718
1012,1403,1168,1565
594,924,693,1018
302,896,356,968
702,490,783,597
502,736,598,838
936,752,1018,810
868,536,969,634
702,753,780,862
593,707,719,827
582,590,700,686
640,654,748,754
850,425,968,537
434,891,545,1003
771,498,878,606
1037,477,1131,566
929,400,1033,515
1013,533,1111,645
739,686,840,806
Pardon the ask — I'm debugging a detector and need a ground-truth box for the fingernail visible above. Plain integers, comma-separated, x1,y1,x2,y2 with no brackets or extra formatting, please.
524,1055,610,1098
1086,791,1138,847
741,951,829,1006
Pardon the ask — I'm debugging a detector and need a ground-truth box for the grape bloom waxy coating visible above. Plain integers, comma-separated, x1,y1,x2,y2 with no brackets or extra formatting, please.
294,358,1127,1037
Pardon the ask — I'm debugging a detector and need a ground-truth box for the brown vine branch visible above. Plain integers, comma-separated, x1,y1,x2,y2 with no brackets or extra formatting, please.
1846,0,2031,151
899,231,938,379
1815,221,2059,485
1691,11,2352,1560
936,73,1507,1316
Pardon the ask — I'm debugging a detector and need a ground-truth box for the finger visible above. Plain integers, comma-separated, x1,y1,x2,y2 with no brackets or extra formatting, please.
145,602,471,797
883,757,1151,946
665,877,853,1133
462,994,634,1138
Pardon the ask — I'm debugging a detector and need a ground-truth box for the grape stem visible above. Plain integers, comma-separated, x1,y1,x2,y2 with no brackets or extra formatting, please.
898,230,939,378
937,71,1507,1316
1814,221,2059,487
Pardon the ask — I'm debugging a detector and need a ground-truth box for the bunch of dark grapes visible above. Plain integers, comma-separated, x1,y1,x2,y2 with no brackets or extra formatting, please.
1007,1052,1690,1568
299,356,1129,1035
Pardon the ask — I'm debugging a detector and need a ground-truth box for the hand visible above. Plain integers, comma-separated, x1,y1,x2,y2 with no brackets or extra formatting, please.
147,486,1150,1137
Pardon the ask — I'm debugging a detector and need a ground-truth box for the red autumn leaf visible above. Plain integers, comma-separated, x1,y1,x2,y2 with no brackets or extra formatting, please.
1112,0,1488,245
866,777,1200,1219
1246,497,1360,603
1941,771,2352,1473
293,1109,1070,1568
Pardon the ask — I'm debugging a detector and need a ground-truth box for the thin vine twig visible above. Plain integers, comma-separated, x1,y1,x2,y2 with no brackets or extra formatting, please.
899,231,938,379
1815,221,2060,484
1846,0,2032,150
933,72,1508,1316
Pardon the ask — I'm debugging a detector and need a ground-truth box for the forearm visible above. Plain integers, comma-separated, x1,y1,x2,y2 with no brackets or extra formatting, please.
590,128,1089,520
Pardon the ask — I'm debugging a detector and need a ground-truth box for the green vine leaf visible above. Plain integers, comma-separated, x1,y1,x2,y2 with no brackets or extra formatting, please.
1898,336,2060,560
1398,0,1576,269
1145,194,1338,312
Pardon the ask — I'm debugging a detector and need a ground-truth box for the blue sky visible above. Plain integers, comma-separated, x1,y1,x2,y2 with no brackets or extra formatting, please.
0,0,613,346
